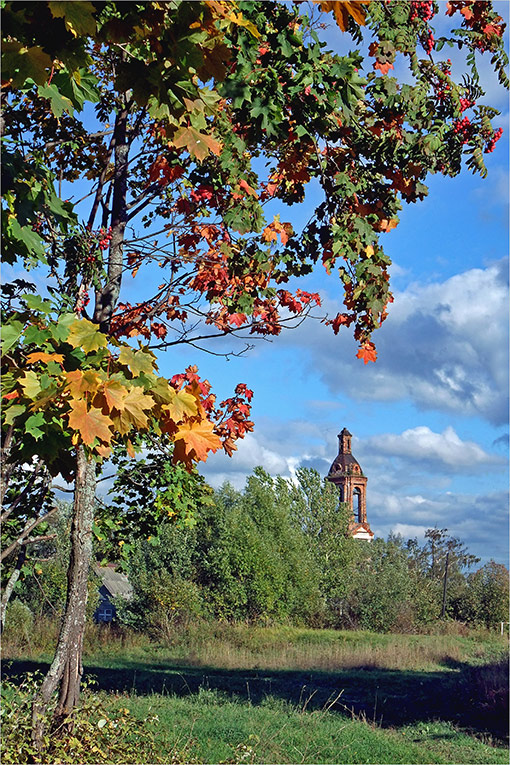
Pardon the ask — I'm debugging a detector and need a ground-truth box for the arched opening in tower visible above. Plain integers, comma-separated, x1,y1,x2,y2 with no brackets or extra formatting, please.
353,488,362,523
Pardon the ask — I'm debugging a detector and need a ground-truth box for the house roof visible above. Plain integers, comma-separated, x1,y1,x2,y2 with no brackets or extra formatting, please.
94,565,133,599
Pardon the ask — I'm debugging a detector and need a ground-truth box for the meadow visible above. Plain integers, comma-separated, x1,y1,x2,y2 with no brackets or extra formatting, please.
2,620,508,764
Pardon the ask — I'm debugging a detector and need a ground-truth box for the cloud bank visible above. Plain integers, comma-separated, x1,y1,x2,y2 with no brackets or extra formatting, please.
281,259,509,425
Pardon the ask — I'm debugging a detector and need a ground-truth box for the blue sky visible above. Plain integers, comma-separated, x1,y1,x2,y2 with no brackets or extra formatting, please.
181,9,510,566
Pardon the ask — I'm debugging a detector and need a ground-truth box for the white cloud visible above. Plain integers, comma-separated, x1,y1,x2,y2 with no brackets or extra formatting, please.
363,425,505,473
390,523,429,540
200,432,301,489
279,259,509,425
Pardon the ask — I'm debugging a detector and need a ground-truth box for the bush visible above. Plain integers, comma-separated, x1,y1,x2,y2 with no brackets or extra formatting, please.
2,600,34,648
0,673,193,764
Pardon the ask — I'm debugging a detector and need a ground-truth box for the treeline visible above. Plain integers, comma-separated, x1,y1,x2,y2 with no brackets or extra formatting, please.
8,465,508,636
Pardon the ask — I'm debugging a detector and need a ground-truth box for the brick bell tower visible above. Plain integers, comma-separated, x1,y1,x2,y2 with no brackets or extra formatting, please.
327,428,373,540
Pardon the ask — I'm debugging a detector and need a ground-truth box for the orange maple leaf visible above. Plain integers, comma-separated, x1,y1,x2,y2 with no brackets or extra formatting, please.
3,390,19,400
64,369,102,398
378,218,399,232
67,399,114,446
101,379,129,411
239,178,259,198
316,1,369,31
262,217,293,246
172,126,222,162
228,312,247,327
26,351,65,364
356,342,377,364
374,60,394,75
173,419,222,464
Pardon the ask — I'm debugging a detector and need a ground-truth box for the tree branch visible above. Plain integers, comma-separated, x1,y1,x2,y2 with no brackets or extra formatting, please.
94,91,130,331
1,506,59,562
1,461,46,524
20,533,58,548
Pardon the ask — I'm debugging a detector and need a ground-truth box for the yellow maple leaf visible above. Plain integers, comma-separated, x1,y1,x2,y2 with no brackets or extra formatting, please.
111,386,155,433
165,389,199,423
20,370,42,400
118,346,155,377
67,318,107,353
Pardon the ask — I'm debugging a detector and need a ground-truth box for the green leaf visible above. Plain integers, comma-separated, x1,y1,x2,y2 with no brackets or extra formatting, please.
92,522,105,541
50,68,100,112
7,218,46,260
1,320,24,352
37,82,74,118
22,294,53,314
50,313,76,342
25,412,46,439
1,41,53,87
3,404,26,425
48,1,97,37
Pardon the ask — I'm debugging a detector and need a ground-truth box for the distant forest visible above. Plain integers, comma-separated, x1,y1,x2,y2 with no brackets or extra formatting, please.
7,461,508,636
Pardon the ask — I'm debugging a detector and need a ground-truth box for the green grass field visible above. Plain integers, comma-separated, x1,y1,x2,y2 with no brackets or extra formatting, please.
2,622,508,764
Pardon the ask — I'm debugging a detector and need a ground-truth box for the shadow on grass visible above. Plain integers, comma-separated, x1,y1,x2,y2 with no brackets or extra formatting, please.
3,656,508,743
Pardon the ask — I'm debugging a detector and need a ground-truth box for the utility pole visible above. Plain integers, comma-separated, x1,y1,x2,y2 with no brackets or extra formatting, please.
441,550,450,619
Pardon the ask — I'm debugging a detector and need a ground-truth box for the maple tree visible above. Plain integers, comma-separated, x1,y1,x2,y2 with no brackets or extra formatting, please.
1,0,507,748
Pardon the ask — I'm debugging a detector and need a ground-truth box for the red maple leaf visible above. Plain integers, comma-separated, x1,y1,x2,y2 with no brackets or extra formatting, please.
331,313,354,334
228,312,247,327
374,60,394,75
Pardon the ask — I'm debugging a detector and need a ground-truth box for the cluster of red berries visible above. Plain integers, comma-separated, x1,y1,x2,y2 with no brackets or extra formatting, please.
485,127,503,153
453,116,473,143
98,226,112,251
459,97,475,112
425,29,435,54
75,292,90,315
435,83,451,101
410,1,435,22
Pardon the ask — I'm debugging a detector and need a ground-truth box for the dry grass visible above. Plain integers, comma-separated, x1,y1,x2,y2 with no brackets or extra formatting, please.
177,631,497,672
3,616,506,675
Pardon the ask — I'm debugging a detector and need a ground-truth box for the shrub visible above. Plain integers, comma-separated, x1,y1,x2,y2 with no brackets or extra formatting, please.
0,673,194,764
3,599,33,636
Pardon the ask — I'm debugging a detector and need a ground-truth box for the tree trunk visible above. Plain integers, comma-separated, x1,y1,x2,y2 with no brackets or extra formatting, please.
1,545,26,631
31,447,96,750
32,87,131,751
